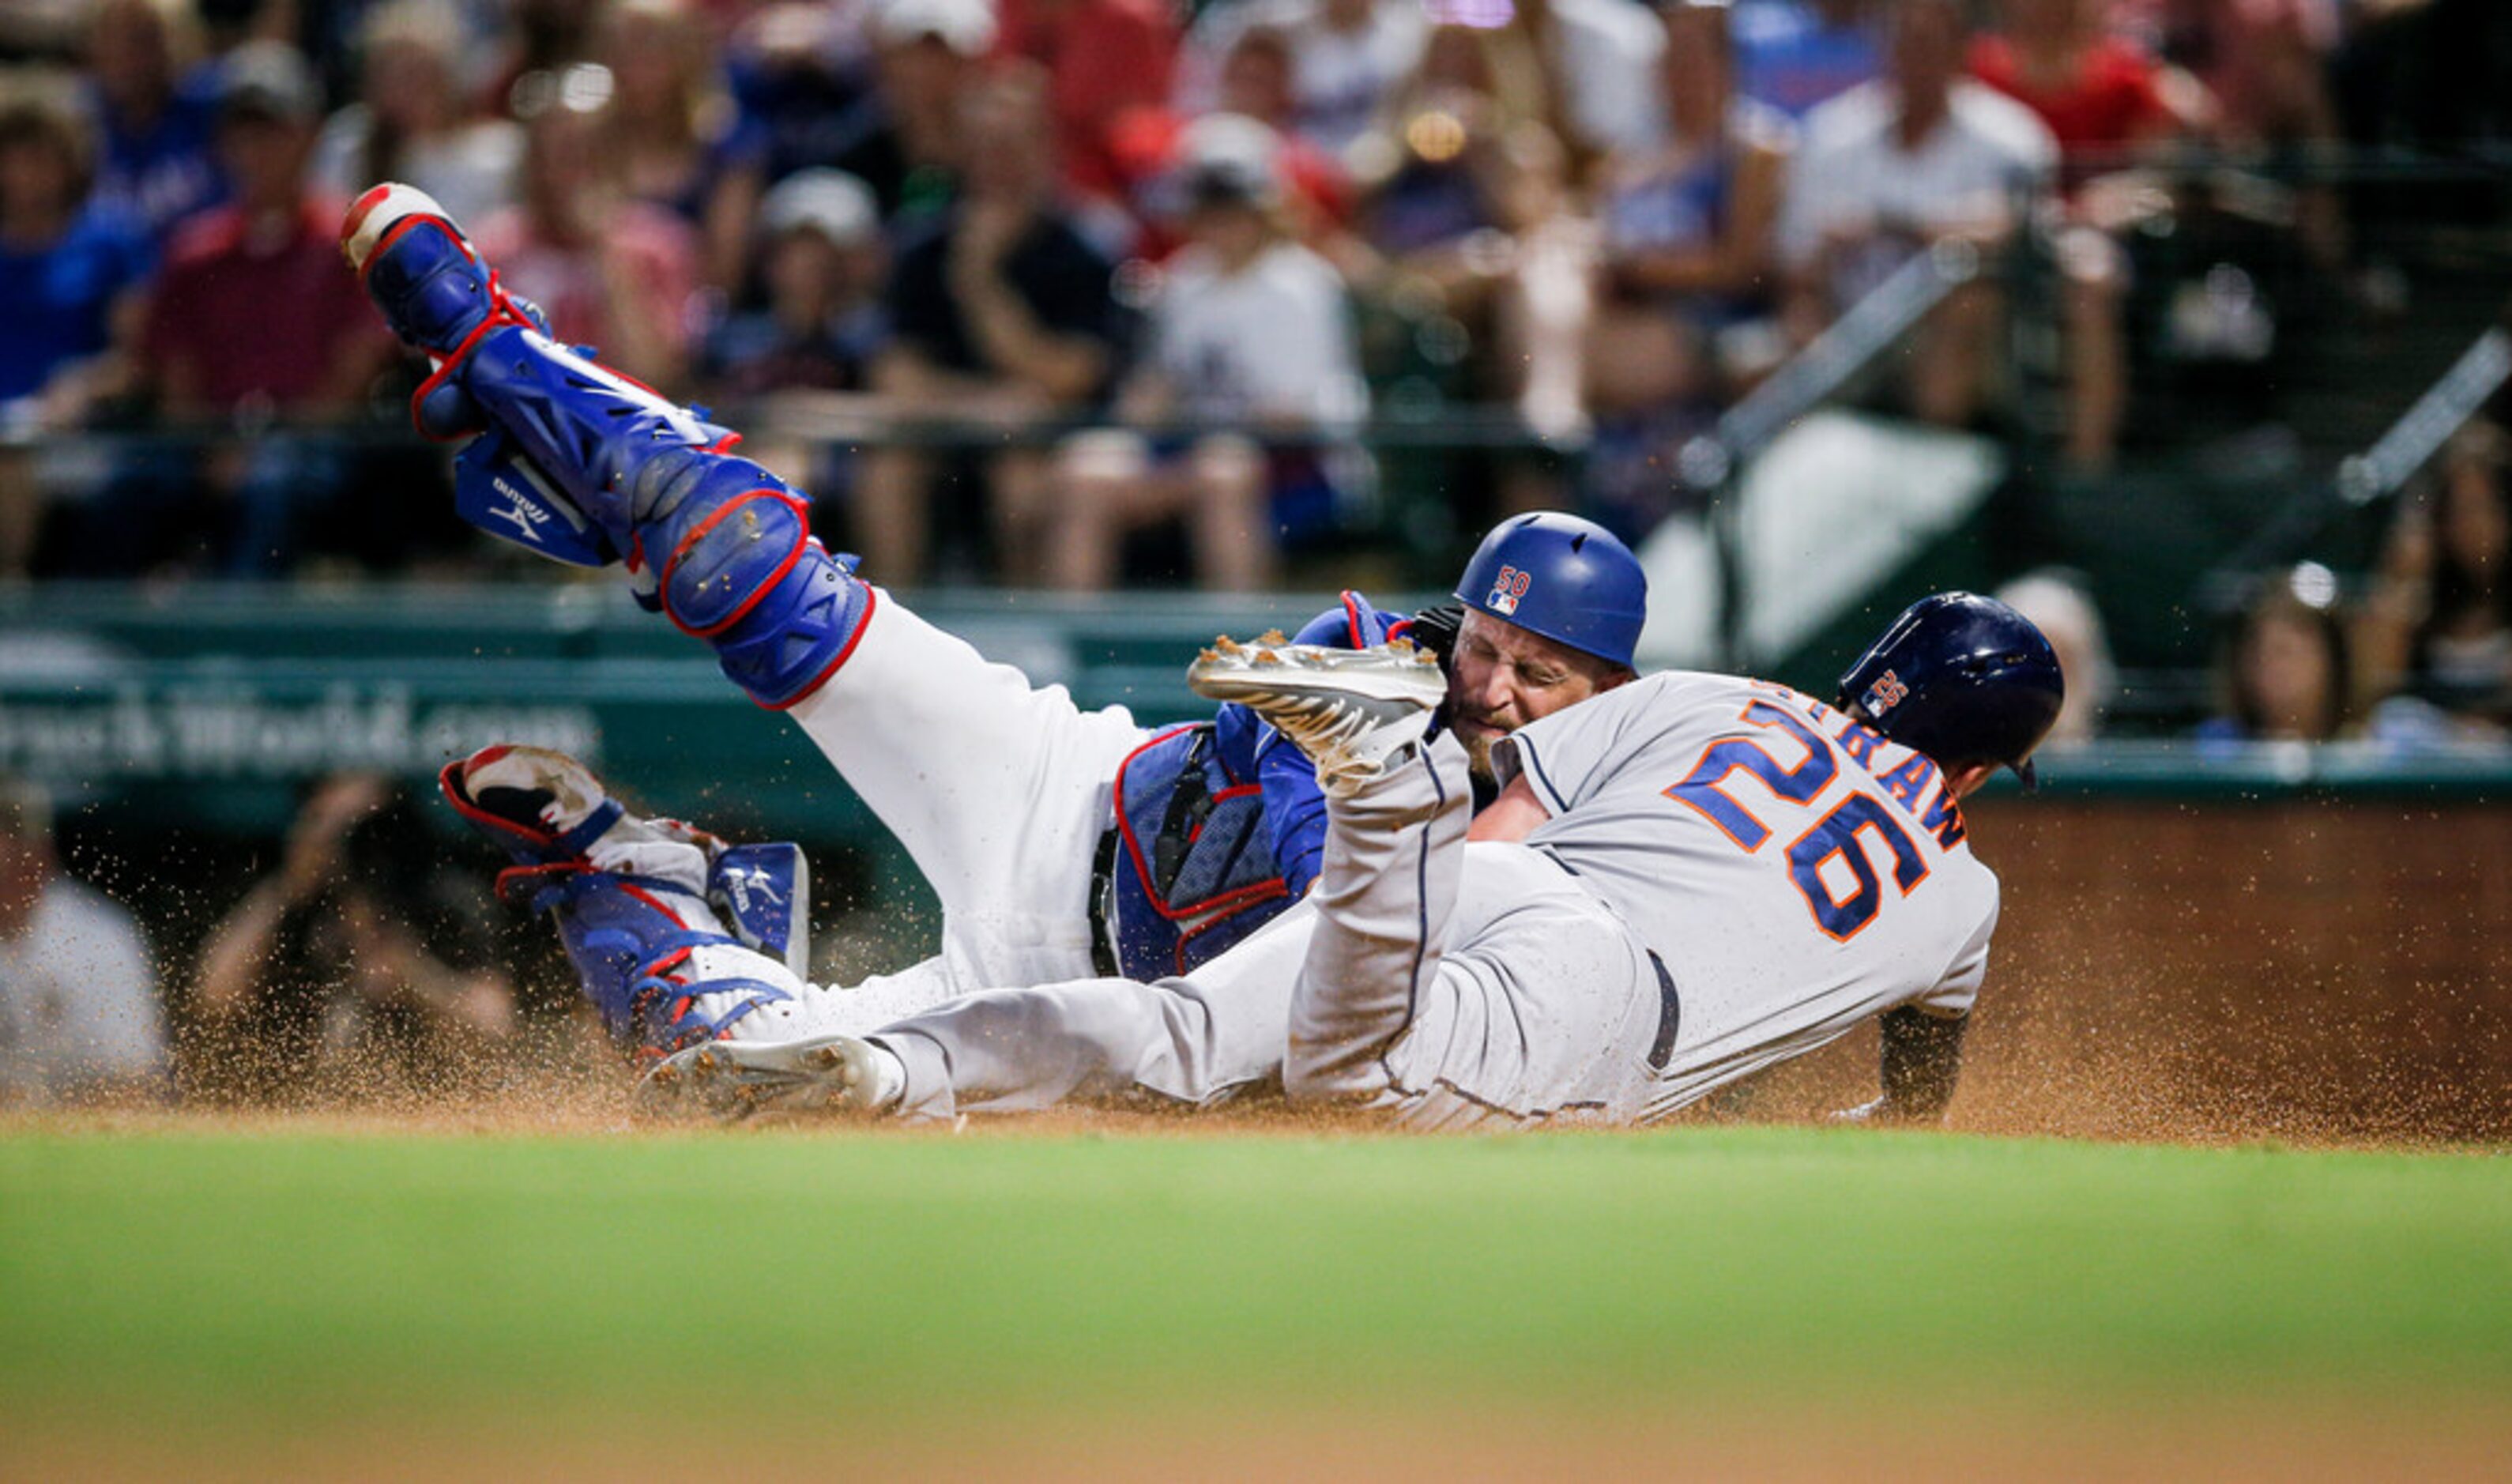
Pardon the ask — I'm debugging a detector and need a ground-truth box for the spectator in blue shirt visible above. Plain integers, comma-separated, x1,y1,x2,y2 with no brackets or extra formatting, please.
1733,0,1881,119
85,0,228,244
0,85,154,578
698,168,891,509
700,168,890,402
0,87,154,416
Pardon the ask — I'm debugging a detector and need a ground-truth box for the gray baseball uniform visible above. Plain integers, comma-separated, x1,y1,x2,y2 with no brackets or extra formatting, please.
865,669,2000,1125
1497,671,1999,1119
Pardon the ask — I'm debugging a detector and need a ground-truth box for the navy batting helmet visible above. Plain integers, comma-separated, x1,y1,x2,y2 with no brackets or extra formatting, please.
1836,592,2064,788
1454,512,1648,669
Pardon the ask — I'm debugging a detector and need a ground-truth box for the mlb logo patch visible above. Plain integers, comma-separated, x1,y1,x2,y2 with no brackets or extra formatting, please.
1488,565,1531,616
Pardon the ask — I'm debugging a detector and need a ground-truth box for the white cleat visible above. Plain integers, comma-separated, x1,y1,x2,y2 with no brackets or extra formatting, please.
634,1034,898,1123
1188,634,1445,795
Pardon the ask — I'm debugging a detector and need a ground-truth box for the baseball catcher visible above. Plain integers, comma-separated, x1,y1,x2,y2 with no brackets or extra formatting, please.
635,592,2062,1126
343,184,1647,1064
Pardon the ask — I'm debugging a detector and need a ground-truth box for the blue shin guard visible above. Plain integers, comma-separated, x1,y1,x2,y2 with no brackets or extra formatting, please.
710,842,810,980
455,326,873,707
510,868,795,1053
438,748,800,1051
627,444,874,707
452,425,617,567
450,323,727,537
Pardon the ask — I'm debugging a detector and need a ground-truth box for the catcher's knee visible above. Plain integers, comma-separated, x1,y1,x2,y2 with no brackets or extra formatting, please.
627,446,876,709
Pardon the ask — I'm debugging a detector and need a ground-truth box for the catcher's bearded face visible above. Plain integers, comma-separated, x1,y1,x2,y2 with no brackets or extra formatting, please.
1445,610,1629,781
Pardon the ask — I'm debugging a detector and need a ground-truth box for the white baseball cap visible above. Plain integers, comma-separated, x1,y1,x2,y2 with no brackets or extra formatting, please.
1176,113,1282,209
762,169,881,247
874,0,998,57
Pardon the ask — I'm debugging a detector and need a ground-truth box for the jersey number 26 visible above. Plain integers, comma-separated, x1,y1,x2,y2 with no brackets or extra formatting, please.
1663,699,1929,942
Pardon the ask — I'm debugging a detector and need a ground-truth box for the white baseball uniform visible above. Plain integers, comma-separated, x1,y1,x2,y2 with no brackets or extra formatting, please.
858,669,2001,1124
742,593,1152,1035
642,588,1407,1052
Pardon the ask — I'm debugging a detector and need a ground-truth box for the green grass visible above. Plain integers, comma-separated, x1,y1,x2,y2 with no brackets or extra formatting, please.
2,1124,2508,1439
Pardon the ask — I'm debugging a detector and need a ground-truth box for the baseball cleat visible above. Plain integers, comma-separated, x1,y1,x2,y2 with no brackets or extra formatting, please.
633,1034,898,1122
1188,637,1445,794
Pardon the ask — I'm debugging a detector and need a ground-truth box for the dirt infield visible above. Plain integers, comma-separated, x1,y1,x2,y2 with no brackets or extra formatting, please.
1729,797,2512,1147
110,796,2509,1151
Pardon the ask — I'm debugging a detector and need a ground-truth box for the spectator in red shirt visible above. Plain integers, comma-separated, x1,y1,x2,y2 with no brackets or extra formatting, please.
141,43,387,420
994,0,1179,213
471,68,706,394
1968,0,2194,191
1968,0,2208,472
108,42,397,576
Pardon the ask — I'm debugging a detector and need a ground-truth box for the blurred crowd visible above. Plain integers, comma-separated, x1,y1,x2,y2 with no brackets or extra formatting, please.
2205,416,2512,749
2,0,2489,589
0,763,594,1109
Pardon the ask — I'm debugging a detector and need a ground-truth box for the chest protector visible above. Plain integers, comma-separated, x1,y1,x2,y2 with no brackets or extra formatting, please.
1107,724,1294,980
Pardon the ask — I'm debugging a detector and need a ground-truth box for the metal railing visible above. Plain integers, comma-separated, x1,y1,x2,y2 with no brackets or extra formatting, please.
1671,242,1989,669
2192,324,2511,605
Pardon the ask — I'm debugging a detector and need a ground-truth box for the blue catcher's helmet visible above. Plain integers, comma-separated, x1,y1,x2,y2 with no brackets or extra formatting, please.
1836,592,2064,789
1454,512,1648,669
